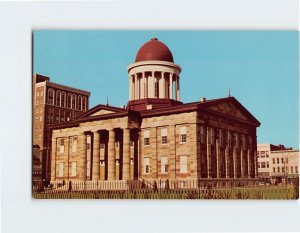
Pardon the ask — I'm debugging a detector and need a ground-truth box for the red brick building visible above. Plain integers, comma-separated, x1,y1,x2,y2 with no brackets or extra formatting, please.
33,74,90,181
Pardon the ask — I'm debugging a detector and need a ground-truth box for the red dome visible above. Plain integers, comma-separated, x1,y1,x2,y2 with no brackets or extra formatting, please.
135,38,174,63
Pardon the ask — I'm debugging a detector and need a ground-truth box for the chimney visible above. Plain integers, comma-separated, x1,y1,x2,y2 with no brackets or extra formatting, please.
200,97,206,103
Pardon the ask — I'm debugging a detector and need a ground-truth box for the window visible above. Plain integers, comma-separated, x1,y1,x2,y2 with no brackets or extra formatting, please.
291,166,294,173
277,167,280,172
82,97,86,111
266,151,269,157
60,110,65,122
272,158,275,164
60,139,65,153
56,90,61,106
71,162,77,176
282,167,285,173
72,94,76,109
266,161,269,168
130,141,134,147
78,95,82,111
115,141,119,148
72,137,77,153
277,158,280,164
273,167,276,173
161,156,168,174
161,128,167,144
180,155,188,173
86,135,91,150
144,157,150,174
257,162,260,168
261,162,265,168
100,143,105,149
179,126,187,143
48,89,55,105
144,130,150,146
295,166,298,174
61,92,66,107
200,125,205,143
261,151,265,158
281,158,284,164
67,94,72,108
58,162,64,177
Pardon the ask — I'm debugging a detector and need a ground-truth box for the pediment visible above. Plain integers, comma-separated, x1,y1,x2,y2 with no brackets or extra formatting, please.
205,98,260,126
208,101,248,120
90,109,116,116
76,104,126,119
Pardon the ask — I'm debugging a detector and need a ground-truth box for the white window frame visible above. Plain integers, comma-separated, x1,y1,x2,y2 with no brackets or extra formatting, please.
180,155,188,173
58,162,64,177
59,139,65,153
143,130,150,146
161,128,167,145
161,156,168,174
72,137,77,153
71,162,77,177
144,157,150,174
179,126,187,144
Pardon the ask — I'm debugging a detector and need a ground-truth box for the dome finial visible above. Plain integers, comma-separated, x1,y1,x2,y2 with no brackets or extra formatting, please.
152,30,157,40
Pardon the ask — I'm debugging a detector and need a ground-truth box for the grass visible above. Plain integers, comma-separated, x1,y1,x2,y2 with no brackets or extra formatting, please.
33,185,298,200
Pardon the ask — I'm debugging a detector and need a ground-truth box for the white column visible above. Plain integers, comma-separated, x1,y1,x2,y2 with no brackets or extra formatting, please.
133,74,136,100
159,73,163,98
153,72,156,98
129,76,132,100
136,74,140,99
169,73,173,99
176,76,180,101
140,74,144,99
162,72,166,98
143,72,147,98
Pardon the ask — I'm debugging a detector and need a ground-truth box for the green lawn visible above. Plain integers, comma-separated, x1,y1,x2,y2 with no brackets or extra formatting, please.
33,185,298,200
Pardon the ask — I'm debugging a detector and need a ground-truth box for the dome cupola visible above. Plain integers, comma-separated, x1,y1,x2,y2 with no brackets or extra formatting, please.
127,38,182,111
135,38,174,63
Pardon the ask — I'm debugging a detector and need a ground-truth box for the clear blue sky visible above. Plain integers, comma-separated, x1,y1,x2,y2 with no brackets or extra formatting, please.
33,30,299,149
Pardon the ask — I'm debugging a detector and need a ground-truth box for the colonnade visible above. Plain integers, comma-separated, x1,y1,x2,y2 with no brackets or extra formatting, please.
51,128,137,181
129,71,180,101
204,126,256,179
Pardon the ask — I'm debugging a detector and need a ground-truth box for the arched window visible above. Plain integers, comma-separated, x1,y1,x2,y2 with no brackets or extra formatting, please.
72,94,76,110
61,92,66,108
47,89,55,105
77,95,82,111
82,97,86,111
56,90,61,106
67,94,72,109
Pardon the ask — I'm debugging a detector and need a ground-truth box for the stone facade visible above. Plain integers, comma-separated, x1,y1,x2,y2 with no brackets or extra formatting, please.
50,98,259,182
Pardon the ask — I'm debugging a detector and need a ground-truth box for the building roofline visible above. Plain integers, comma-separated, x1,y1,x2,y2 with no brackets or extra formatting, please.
46,81,91,96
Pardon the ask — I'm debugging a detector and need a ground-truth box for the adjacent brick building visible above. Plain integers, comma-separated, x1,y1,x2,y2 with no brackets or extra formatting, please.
33,74,90,181
49,38,261,183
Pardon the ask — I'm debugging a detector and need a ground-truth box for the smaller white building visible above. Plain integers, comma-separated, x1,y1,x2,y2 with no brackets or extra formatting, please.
257,144,299,179
270,150,299,178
